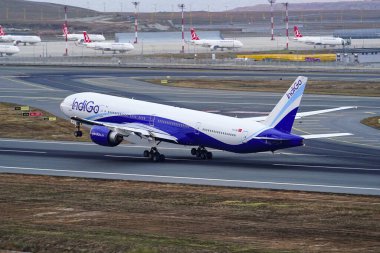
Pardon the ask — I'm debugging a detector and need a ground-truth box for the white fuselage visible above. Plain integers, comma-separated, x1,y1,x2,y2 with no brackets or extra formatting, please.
190,39,243,50
293,36,345,46
61,92,262,147
0,45,20,56
66,33,105,42
85,41,134,53
0,35,41,45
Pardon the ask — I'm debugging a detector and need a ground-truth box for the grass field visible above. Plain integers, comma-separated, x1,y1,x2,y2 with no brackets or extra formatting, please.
361,116,380,130
0,174,380,253
146,79,380,97
0,102,90,142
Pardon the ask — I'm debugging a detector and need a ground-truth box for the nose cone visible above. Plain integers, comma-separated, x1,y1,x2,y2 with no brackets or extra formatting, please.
60,95,74,116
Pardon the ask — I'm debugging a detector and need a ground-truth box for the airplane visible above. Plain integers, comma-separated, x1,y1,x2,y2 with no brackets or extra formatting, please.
60,76,354,162
293,26,350,48
0,25,41,46
82,31,134,54
188,28,243,51
62,23,105,42
0,44,20,56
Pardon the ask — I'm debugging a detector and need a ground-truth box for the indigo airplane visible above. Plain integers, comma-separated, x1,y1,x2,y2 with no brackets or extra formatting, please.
60,76,353,162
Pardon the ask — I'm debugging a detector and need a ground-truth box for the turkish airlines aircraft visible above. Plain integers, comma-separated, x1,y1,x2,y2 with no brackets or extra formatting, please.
293,26,350,47
0,25,41,46
83,31,134,53
62,23,105,42
60,76,353,162
0,44,20,56
189,28,243,51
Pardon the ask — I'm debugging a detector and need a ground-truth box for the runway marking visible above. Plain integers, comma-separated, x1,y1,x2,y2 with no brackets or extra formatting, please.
105,155,195,161
274,163,380,172
0,139,222,152
0,165,379,192
1,76,56,91
0,149,47,154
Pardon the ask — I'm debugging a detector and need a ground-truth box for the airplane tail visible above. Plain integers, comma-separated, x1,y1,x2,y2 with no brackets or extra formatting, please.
294,26,303,38
83,31,92,43
263,76,308,133
0,26,5,36
190,28,200,40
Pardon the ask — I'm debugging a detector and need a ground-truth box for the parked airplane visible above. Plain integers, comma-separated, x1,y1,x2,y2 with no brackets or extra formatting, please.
82,31,134,53
188,28,243,51
62,23,105,42
0,44,20,56
293,26,350,47
60,76,353,162
0,25,41,45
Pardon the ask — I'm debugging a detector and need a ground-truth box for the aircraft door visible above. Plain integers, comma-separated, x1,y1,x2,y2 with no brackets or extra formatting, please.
194,122,201,135
149,115,155,127
241,130,248,143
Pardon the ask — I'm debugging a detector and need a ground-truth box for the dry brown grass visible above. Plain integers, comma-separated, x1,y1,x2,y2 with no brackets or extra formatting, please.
147,79,380,97
361,116,380,130
0,174,380,253
0,102,90,141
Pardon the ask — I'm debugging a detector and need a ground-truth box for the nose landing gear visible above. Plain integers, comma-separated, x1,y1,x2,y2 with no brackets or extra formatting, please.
74,122,83,137
191,147,213,160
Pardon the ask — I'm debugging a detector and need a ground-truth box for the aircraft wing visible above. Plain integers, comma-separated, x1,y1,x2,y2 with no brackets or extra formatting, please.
243,106,356,122
71,116,178,143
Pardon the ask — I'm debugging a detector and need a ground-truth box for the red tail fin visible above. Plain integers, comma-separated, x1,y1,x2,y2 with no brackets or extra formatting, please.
83,31,91,43
0,26,5,36
190,28,200,40
294,26,302,38
63,23,69,36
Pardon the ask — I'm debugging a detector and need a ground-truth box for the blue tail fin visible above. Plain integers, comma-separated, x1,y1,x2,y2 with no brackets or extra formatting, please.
264,76,308,133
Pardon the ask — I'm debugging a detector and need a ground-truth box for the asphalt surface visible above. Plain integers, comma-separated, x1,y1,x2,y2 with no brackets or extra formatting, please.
0,66,379,195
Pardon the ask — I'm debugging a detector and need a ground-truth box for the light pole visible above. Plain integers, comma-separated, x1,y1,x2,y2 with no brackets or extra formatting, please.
178,4,185,53
268,0,276,40
282,2,289,49
132,1,140,44
64,6,68,56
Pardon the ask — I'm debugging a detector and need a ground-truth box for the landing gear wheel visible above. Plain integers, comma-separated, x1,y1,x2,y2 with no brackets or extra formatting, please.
143,150,150,157
74,130,83,137
152,153,161,162
193,146,213,160
146,147,165,162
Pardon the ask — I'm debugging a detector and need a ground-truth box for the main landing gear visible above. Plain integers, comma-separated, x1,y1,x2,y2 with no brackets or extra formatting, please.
74,122,83,137
191,146,213,160
143,147,166,162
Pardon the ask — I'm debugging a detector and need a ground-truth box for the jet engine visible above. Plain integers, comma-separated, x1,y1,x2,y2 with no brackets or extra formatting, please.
90,125,123,147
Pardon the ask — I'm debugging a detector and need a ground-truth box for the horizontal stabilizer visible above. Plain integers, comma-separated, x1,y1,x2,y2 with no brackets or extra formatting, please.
301,133,352,139
296,106,357,118
243,106,356,122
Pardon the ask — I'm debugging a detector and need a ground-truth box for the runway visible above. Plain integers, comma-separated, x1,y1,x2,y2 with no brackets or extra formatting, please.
0,66,379,195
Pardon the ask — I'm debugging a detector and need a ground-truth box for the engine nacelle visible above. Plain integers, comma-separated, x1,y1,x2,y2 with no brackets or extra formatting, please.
90,125,123,147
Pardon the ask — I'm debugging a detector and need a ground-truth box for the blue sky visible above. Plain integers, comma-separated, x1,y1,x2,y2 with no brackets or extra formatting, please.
28,0,359,12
